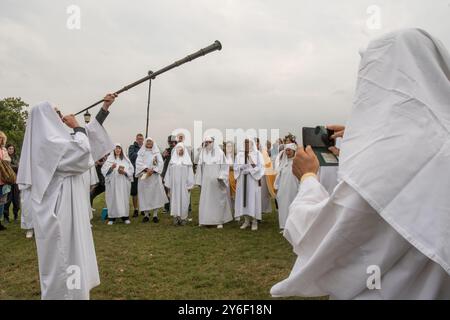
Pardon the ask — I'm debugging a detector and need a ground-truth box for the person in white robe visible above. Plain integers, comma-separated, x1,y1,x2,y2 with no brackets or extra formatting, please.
271,29,450,300
101,144,134,225
234,137,265,231
164,143,194,225
274,143,299,231
135,137,168,223
195,136,233,229
16,94,115,300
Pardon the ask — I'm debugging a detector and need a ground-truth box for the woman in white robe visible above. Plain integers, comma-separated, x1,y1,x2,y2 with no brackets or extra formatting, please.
101,144,134,225
234,137,265,231
195,137,233,229
164,143,194,225
17,98,114,300
274,144,299,231
271,29,450,299
135,137,168,223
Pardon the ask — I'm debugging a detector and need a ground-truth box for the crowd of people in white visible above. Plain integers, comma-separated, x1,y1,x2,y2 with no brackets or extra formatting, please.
1,28,449,300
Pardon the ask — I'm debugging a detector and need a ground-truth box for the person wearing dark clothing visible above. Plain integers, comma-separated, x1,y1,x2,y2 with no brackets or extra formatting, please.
90,155,108,206
4,144,20,223
162,135,177,213
128,133,144,217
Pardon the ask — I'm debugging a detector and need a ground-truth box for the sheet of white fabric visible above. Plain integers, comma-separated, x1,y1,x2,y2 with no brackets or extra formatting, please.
85,118,114,162
81,165,96,220
338,29,450,274
17,102,100,299
271,177,450,299
318,166,339,194
274,157,299,230
101,151,134,219
20,189,33,230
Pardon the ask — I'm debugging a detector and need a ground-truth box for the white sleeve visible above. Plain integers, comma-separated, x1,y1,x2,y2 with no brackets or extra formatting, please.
85,118,114,162
56,132,92,176
283,176,331,249
126,162,134,181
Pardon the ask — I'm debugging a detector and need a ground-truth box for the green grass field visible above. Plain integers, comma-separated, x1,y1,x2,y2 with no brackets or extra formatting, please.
0,188,306,300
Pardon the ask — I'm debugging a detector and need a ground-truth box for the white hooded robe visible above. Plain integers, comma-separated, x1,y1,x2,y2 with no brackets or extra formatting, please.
195,138,233,226
271,29,450,300
234,138,265,220
17,102,113,300
101,145,134,219
135,138,168,211
164,143,194,220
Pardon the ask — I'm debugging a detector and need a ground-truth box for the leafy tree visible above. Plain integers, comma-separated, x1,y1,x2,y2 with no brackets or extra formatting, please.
0,97,29,155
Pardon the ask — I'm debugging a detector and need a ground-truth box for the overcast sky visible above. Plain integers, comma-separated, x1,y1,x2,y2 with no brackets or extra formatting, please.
1,0,449,150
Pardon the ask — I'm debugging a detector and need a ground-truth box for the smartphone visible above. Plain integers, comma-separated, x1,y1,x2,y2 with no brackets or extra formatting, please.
302,126,338,166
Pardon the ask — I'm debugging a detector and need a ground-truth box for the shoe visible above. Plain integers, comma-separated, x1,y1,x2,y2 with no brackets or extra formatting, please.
217,224,223,229
107,221,114,225
133,210,139,218
173,217,180,226
251,220,258,231
240,221,250,230
152,216,159,223
179,219,187,226
188,218,193,222
124,219,131,225
142,216,150,223
26,230,34,238
0,224,6,231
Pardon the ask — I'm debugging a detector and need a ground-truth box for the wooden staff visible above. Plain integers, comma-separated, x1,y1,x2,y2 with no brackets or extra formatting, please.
243,148,248,208
75,40,222,116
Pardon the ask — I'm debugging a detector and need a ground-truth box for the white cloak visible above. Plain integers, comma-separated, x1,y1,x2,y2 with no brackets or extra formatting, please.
234,148,265,220
17,102,113,300
271,177,450,299
195,163,233,225
102,156,134,219
274,157,299,230
135,143,168,211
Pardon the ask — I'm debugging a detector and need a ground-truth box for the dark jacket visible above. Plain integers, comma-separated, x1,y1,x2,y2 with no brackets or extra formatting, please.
161,147,174,179
128,142,141,174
